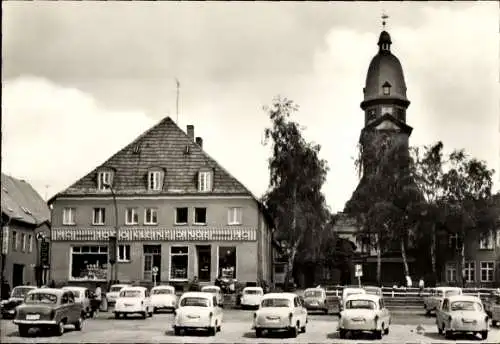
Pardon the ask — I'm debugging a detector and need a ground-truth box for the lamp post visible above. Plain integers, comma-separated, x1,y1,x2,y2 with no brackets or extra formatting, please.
103,183,119,283
1,214,22,284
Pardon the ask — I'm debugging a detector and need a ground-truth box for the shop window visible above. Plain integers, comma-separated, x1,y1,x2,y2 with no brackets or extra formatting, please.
194,208,207,225
170,246,188,280
480,261,494,282
63,207,76,225
144,208,158,225
218,246,236,279
12,231,17,251
117,245,131,262
125,208,139,225
71,245,108,281
228,207,242,225
92,208,106,225
175,207,188,225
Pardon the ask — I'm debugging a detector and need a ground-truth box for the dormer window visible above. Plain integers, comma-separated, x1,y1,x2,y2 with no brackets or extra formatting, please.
198,171,213,192
97,171,113,191
148,170,163,191
382,82,391,95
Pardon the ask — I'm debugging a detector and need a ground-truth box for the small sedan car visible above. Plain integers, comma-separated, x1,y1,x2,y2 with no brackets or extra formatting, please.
363,286,383,296
13,288,84,337
0,285,36,319
106,284,130,307
114,286,153,319
339,287,366,312
253,292,308,338
424,286,462,315
150,285,177,313
200,285,223,307
173,292,223,336
436,295,489,340
338,294,391,339
491,294,500,327
303,288,328,314
484,290,500,317
240,286,264,309
62,286,93,318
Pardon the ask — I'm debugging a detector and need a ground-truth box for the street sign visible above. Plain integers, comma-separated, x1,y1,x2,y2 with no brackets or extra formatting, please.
40,241,50,266
355,264,363,277
152,266,158,275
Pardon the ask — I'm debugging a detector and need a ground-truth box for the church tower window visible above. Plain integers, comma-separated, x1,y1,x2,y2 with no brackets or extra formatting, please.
382,82,391,95
381,106,393,116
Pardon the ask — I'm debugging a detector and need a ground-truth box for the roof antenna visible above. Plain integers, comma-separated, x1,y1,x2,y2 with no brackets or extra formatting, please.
175,78,180,123
45,184,50,201
381,11,389,30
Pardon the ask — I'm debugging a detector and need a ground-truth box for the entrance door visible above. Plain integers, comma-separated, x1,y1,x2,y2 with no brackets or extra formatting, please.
12,264,24,287
196,245,211,282
143,245,161,283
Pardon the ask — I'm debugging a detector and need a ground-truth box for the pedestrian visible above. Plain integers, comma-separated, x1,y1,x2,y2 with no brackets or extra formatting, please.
92,284,102,317
418,277,425,296
188,276,199,291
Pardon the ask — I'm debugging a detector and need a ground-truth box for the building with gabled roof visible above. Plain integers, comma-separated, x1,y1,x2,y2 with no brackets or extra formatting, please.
1,173,51,289
48,117,275,288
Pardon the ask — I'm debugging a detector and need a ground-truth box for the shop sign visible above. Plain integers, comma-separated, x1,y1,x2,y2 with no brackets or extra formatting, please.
51,227,256,241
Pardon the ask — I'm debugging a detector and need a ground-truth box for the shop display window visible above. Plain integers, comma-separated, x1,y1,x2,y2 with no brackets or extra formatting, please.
71,245,108,281
170,246,188,280
218,246,236,279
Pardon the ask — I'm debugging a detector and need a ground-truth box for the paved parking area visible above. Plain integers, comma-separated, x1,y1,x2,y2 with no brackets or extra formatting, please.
1,310,499,343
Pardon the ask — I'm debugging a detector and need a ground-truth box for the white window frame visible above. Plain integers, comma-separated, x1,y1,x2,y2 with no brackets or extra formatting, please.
193,207,207,225
12,231,18,251
117,244,131,262
463,261,475,283
480,261,495,282
125,208,139,225
479,232,494,250
446,263,457,282
175,207,189,225
227,207,242,225
97,171,112,191
63,207,76,225
28,234,33,253
169,245,189,281
198,171,212,192
92,208,106,225
148,171,162,191
144,208,158,225
21,233,26,252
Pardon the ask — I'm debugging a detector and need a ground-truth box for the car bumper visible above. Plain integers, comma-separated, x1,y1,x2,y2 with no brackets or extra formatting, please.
339,321,379,331
253,325,295,332
449,325,487,332
305,304,327,310
174,321,211,328
14,320,57,326
115,306,145,313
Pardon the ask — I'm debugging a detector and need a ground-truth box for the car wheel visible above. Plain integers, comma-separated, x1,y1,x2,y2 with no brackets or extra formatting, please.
373,329,382,339
208,326,216,336
437,324,443,335
141,311,147,319
339,329,346,339
384,326,389,335
114,312,120,319
323,308,328,315
74,316,84,331
18,325,30,337
55,321,65,336
492,320,498,327
444,330,454,339
481,330,488,340
289,325,298,338
174,327,182,336
153,307,157,314
301,324,306,333
255,328,263,338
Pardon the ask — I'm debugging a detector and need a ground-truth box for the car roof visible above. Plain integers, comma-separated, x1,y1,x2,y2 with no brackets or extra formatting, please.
28,288,65,296
13,286,36,290
343,287,366,293
262,293,296,300
201,285,220,290
344,293,381,302
62,286,87,291
435,286,462,291
446,295,482,302
152,285,175,289
180,292,215,299
121,286,147,291
305,288,325,292
243,286,263,290
111,284,130,287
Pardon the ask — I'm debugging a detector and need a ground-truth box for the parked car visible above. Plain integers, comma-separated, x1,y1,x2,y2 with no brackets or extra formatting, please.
200,285,223,307
435,295,489,340
240,287,264,309
114,286,153,319
302,288,328,314
0,285,36,319
253,292,308,338
61,286,93,318
484,290,500,317
424,286,462,315
339,287,366,312
150,285,177,313
173,291,223,336
13,288,84,337
491,293,500,327
106,284,130,307
338,293,391,339
362,286,383,296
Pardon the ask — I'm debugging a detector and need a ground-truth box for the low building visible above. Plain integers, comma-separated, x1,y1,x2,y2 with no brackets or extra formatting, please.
1,173,51,289
48,117,275,287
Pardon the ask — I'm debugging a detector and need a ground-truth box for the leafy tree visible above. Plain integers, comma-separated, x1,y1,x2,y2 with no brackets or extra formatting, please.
262,96,329,290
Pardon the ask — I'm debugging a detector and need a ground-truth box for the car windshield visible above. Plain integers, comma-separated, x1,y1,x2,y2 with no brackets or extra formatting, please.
346,300,376,310
180,297,209,307
451,301,482,311
244,290,262,295
25,293,58,304
445,290,461,297
11,287,35,298
111,286,125,292
152,289,173,295
304,290,323,298
202,288,218,293
120,290,142,298
261,298,290,308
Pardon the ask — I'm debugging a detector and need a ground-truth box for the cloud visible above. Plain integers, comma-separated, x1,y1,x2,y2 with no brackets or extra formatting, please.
1,76,156,198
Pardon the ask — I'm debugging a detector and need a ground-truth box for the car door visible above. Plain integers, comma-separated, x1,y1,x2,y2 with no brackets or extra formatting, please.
144,290,150,310
437,298,448,329
379,298,389,325
296,296,306,325
60,292,71,322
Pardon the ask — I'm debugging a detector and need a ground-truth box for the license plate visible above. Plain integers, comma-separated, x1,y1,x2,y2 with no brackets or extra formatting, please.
26,314,40,320
187,315,200,319
124,304,133,307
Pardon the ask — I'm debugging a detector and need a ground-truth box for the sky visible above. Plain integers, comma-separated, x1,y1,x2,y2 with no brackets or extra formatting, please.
2,2,499,212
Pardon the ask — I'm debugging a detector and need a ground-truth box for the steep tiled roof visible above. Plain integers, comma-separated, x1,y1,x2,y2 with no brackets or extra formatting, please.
1,173,51,225
55,117,253,197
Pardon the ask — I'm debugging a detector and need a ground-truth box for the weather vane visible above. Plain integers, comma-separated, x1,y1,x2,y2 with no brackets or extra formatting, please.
381,12,389,29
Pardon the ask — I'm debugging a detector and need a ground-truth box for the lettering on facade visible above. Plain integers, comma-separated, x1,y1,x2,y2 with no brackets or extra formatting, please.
52,227,256,241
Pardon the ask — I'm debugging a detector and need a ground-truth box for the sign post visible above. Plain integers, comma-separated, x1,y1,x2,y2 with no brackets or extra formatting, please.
152,266,158,287
355,264,363,288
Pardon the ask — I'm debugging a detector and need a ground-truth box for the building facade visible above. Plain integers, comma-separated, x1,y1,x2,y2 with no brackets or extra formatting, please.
1,173,51,289
49,118,274,287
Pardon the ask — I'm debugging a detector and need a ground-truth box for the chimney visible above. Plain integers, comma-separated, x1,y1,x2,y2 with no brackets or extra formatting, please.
195,137,203,148
186,125,194,141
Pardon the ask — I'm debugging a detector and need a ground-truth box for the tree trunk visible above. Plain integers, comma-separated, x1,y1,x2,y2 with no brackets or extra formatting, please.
456,232,465,287
376,239,382,286
430,223,437,284
284,184,298,291
400,236,410,278
283,249,296,291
